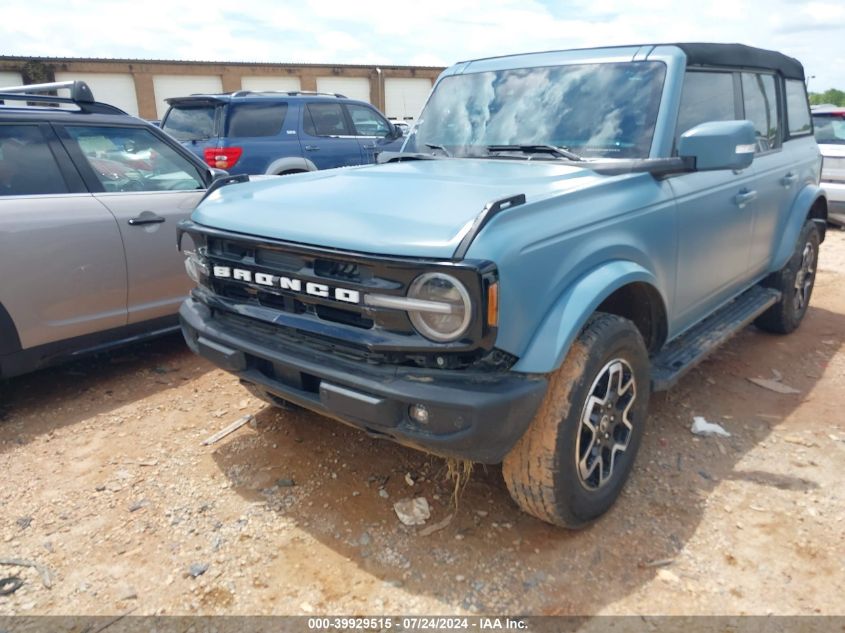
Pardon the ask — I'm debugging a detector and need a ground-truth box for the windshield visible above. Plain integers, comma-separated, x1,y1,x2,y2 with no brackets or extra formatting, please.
813,114,845,145
162,105,218,141
409,61,666,159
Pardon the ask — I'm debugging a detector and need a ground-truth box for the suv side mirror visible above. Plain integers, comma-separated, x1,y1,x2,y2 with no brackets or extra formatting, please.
678,120,756,171
208,167,229,181
388,123,404,140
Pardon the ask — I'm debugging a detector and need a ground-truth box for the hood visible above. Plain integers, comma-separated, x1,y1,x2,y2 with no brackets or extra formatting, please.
192,159,605,259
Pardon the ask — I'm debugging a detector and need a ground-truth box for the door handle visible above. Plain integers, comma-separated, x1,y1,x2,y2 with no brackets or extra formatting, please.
781,172,799,187
128,213,166,226
304,145,320,151
361,143,377,149
733,189,757,208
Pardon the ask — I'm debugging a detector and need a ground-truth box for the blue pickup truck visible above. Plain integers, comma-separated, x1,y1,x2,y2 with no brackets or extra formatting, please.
177,43,826,527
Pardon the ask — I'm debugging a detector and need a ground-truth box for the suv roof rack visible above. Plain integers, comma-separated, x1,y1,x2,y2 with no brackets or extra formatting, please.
229,90,348,99
0,80,126,115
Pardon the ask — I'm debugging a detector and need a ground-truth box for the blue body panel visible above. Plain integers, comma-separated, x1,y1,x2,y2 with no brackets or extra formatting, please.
465,172,677,370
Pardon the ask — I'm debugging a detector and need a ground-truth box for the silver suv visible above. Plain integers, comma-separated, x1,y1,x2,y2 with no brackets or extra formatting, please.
0,81,218,378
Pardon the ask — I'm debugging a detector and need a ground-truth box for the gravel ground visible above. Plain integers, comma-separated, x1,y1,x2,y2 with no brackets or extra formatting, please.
0,230,843,616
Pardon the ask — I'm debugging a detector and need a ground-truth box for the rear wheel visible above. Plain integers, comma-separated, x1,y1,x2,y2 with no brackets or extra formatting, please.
503,313,650,528
755,220,820,334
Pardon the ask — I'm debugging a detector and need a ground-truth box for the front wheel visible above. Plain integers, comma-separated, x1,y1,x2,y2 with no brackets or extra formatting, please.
755,219,820,334
502,313,650,528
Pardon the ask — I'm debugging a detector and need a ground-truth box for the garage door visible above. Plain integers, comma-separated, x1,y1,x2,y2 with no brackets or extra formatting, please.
385,78,432,121
241,76,302,93
56,72,139,116
0,72,23,88
316,77,370,103
0,72,24,105
153,75,223,119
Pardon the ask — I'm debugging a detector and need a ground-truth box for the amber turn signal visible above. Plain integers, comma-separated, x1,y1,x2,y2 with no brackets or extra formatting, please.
487,281,499,328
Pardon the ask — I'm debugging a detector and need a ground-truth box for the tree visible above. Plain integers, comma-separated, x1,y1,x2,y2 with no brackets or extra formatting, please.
809,89,845,107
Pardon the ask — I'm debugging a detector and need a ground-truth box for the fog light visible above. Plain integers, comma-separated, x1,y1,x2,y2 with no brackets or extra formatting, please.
409,403,430,425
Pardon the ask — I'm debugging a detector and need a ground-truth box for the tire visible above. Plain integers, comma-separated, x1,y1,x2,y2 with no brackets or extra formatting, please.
754,220,820,334
502,313,650,528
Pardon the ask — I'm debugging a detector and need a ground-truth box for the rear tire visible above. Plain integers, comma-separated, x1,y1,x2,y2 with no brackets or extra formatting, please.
502,313,650,528
754,220,820,334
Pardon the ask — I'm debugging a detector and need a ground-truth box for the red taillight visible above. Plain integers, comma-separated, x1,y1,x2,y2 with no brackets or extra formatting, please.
203,146,242,169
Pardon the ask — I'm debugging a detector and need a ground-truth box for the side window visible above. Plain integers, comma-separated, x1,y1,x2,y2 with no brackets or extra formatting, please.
675,71,736,152
741,73,780,152
785,79,812,137
0,125,68,196
226,103,288,137
65,126,205,193
303,103,352,137
346,104,391,137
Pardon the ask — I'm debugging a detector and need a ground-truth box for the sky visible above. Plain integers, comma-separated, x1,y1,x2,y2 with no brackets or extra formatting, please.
2,0,843,92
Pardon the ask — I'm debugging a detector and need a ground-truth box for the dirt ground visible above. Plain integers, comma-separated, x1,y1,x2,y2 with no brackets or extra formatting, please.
1,230,844,617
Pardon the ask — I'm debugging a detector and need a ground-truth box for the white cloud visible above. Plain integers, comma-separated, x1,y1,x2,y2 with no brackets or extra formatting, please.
0,0,842,90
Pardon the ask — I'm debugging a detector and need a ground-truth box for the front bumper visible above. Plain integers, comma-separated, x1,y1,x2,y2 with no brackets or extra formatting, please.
179,298,547,463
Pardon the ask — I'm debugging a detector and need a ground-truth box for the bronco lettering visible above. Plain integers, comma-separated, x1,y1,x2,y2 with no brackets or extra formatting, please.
211,265,360,304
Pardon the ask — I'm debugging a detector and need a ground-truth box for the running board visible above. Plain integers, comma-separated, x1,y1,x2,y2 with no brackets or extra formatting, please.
651,286,781,392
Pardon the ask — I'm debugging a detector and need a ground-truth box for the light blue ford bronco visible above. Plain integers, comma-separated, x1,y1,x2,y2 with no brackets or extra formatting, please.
177,43,827,527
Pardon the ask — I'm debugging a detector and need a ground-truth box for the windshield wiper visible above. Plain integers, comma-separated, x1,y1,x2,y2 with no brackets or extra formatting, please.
377,151,440,164
486,144,583,161
424,143,452,157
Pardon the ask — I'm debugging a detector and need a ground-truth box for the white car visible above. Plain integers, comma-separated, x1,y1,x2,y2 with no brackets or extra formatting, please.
388,119,412,136
812,105,845,226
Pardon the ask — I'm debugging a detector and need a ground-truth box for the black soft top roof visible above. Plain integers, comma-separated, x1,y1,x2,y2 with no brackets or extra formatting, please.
674,43,804,80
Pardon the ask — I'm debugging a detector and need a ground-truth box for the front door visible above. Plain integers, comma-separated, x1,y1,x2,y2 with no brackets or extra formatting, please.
669,69,756,331
0,122,127,349
300,101,363,169
346,103,403,163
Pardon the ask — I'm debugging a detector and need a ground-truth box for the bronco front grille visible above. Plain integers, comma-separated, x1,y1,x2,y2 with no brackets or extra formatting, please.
182,221,499,359
206,236,404,331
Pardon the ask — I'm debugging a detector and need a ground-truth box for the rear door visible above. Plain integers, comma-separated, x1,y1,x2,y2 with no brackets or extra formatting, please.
222,100,297,175
0,121,127,349
300,101,363,169
56,123,208,325
346,103,403,163
739,72,810,276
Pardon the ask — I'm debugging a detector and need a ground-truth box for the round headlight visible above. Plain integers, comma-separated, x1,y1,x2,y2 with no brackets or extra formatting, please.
407,273,472,342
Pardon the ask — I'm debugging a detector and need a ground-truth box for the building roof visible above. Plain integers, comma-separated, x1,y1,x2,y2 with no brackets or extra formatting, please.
0,55,443,71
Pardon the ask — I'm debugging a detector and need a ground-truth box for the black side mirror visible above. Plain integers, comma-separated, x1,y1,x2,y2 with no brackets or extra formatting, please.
389,124,404,140
208,167,229,181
